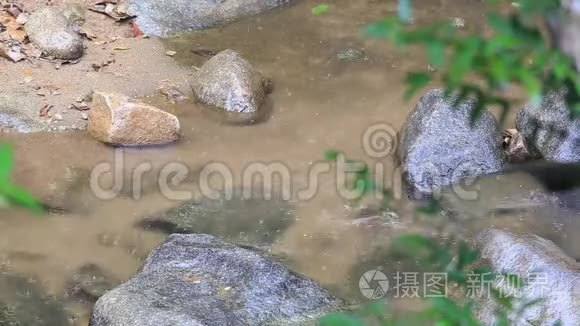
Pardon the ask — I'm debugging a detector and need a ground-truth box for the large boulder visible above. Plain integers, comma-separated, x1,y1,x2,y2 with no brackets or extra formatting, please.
399,89,504,197
90,234,342,326
88,92,180,146
25,7,84,60
127,0,294,36
192,49,268,124
476,229,580,326
516,91,580,162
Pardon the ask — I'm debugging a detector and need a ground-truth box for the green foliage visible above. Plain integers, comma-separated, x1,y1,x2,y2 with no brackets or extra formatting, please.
324,150,392,206
312,3,330,15
367,0,580,122
0,144,43,213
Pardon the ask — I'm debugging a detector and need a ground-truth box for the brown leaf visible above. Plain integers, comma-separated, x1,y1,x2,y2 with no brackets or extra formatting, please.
79,26,97,40
39,104,53,117
191,49,219,57
7,27,25,42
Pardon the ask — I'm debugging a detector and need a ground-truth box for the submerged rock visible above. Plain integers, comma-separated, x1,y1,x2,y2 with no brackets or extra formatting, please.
476,229,580,326
88,92,180,146
399,89,504,197
138,191,294,248
191,49,268,124
66,264,120,304
0,273,69,325
25,7,84,60
90,234,342,326
516,91,580,162
127,0,294,37
0,94,46,132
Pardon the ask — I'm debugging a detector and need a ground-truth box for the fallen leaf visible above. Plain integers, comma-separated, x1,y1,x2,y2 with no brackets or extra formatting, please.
112,46,130,51
7,27,26,42
165,50,177,57
79,26,97,40
131,21,143,37
39,104,53,117
0,45,26,62
191,49,219,57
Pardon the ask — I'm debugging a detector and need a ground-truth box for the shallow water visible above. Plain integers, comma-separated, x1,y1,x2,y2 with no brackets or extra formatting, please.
1,0,578,323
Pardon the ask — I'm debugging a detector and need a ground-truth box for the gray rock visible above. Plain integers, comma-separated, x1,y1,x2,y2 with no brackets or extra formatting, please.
25,8,84,60
476,229,580,326
516,91,580,162
192,49,268,124
127,0,294,37
90,234,342,326
0,273,69,325
138,190,294,248
399,89,504,197
0,94,46,133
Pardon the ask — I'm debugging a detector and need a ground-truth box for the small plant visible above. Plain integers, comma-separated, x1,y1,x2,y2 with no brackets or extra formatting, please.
367,0,579,123
0,144,43,212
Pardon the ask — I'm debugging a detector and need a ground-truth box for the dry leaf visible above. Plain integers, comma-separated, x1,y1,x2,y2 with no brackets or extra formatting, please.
79,26,97,40
0,45,26,62
112,46,130,51
39,104,53,117
7,28,26,42
191,49,219,57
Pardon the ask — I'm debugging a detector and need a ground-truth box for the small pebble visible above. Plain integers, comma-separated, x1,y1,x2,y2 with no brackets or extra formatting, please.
453,17,465,29
57,126,68,131
53,113,63,121
81,112,89,120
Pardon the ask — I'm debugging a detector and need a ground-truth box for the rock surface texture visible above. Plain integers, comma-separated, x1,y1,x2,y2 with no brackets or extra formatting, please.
127,0,294,36
476,229,580,326
25,7,84,60
90,234,342,326
516,91,580,162
191,49,268,124
399,89,504,197
88,92,180,146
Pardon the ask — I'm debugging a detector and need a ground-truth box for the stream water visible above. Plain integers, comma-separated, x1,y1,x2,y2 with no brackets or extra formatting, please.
1,0,578,324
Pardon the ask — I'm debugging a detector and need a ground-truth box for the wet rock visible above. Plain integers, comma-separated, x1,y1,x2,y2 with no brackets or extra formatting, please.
399,89,504,197
25,8,84,60
127,0,295,37
516,91,580,162
66,264,120,304
192,49,268,124
476,229,580,326
87,92,180,146
90,234,342,326
0,94,46,132
0,272,69,325
138,190,294,248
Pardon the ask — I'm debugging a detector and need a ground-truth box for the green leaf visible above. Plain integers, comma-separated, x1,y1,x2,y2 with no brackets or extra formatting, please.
324,149,340,161
319,313,366,326
0,182,44,213
405,72,431,99
0,144,14,181
427,41,445,67
311,3,330,15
